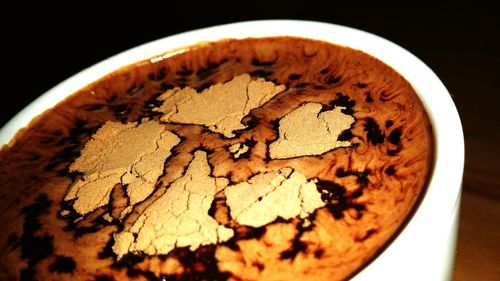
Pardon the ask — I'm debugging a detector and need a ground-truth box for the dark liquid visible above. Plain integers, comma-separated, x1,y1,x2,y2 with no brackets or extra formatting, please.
0,37,433,281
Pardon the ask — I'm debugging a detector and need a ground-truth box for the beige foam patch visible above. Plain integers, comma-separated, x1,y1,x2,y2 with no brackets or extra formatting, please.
154,74,285,138
225,168,325,228
229,143,250,159
112,150,233,259
64,121,180,217
269,103,355,159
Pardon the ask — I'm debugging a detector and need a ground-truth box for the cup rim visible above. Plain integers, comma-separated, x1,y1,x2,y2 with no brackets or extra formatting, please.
0,19,464,279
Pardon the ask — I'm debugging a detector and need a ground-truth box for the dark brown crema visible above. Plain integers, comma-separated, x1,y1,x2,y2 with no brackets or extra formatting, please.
0,37,433,281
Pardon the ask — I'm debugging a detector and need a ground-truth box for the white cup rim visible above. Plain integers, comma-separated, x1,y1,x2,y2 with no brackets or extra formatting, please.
0,20,464,280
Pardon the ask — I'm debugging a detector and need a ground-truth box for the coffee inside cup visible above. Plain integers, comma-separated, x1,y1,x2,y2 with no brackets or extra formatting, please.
0,36,433,281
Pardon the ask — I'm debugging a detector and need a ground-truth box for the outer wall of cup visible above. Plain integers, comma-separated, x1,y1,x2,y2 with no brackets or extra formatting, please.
353,190,462,281
0,20,464,281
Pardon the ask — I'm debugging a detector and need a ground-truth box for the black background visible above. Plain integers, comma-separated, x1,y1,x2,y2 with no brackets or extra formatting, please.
2,1,499,279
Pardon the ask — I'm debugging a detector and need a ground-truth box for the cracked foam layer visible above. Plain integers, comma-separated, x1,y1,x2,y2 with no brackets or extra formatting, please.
153,74,285,138
112,150,233,259
269,103,355,159
224,168,325,228
63,121,180,218
228,143,250,159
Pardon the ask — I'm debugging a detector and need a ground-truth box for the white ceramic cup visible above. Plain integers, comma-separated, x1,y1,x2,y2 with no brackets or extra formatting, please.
0,20,464,280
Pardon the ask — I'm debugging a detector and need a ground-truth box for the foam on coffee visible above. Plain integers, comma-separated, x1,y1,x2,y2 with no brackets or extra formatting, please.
0,37,433,281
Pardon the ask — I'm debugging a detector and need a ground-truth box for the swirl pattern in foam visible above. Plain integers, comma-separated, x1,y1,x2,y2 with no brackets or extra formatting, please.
0,37,433,281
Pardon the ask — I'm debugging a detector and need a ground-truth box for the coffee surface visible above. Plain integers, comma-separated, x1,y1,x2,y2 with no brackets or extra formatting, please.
0,37,433,281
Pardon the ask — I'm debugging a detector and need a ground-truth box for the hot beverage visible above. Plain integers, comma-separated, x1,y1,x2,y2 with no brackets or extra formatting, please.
0,37,433,281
